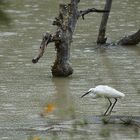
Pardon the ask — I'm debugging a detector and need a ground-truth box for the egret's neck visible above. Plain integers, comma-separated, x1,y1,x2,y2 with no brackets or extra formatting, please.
90,88,97,98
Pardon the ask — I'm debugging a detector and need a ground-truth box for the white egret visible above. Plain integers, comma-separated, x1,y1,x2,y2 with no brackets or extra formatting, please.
81,85,125,116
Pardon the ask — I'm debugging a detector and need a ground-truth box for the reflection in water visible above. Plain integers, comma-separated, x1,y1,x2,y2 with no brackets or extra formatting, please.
96,47,119,85
99,127,110,138
40,103,56,116
52,78,76,120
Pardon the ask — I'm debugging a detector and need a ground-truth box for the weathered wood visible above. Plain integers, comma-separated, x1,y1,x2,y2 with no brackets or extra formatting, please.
118,29,140,45
32,33,52,63
32,1,80,77
51,1,79,77
32,0,109,77
32,0,80,77
97,0,112,44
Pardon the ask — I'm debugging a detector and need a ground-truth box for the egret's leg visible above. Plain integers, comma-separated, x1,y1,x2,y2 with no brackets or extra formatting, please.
108,98,117,115
104,98,112,116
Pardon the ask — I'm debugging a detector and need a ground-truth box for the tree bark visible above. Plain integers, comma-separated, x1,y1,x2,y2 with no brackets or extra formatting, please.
97,0,112,44
32,0,108,77
32,0,80,77
51,1,80,77
118,29,140,45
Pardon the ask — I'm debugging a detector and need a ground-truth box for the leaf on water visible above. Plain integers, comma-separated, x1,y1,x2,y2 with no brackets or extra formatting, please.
40,103,56,116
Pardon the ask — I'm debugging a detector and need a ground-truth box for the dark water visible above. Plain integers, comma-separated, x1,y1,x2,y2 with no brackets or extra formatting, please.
0,0,140,139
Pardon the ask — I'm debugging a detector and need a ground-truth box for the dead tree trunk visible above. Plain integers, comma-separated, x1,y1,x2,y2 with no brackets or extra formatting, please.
33,1,80,77
51,2,80,77
118,29,140,45
97,0,112,44
32,0,108,77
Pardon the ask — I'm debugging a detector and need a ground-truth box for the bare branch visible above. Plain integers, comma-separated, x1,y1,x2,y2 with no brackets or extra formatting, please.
79,8,109,20
32,32,59,63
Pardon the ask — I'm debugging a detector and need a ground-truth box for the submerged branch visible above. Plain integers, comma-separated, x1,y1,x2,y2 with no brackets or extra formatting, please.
120,118,140,128
118,29,140,45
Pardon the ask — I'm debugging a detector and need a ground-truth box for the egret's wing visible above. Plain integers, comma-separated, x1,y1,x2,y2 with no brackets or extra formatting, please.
95,85,125,98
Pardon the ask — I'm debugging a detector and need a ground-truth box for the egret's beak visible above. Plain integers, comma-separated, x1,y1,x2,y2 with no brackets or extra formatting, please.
81,91,91,98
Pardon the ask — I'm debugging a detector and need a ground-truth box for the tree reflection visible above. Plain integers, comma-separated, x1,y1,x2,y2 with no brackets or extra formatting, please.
52,77,76,120
0,0,11,25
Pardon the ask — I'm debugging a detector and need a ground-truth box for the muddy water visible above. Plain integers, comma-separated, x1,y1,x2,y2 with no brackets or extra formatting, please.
0,0,140,139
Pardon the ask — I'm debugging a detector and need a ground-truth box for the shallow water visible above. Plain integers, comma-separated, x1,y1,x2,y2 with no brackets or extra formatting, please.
0,0,140,139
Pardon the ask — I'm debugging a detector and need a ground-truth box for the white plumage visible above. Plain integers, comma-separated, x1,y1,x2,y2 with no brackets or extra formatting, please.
81,85,125,116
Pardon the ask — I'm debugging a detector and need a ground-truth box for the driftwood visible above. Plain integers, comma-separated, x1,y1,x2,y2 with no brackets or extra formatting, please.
32,0,108,77
97,0,112,44
118,29,140,45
